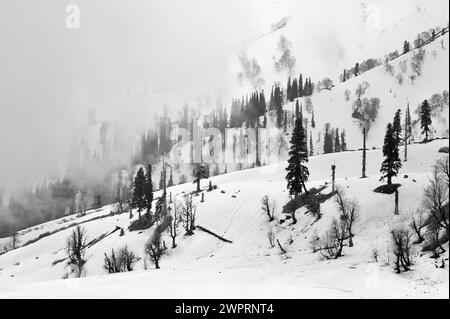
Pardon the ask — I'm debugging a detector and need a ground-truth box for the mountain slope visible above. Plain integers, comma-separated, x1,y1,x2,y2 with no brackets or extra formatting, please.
0,139,448,298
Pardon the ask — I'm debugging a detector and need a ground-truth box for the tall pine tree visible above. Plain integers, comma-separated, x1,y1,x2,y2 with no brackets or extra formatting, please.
419,99,432,141
334,128,341,152
286,116,309,198
404,104,411,161
132,167,146,219
380,123,402,186
392,109,402,146
143,165,153,215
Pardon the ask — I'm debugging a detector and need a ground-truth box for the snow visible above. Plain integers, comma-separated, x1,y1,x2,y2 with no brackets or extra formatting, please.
0,139,448,298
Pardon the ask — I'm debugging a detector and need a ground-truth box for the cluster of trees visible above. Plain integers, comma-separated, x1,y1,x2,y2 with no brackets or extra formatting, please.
229,91,266,128
286,74,314,102
323,124,347,154
340,58,382,82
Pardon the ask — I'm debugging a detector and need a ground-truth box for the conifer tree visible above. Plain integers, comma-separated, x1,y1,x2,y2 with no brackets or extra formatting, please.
323,124,334,154
299,74,304,97
392,109,402,146
287,77,292,102
143,165,153,215
309,133,314,156
419,99,432,141
286,117,309,197
340,129,347,151
295,100,300,118
404,104,411,161
334,128,341,152
311,110,315,128
132,167,146,219
403,40,410,54
380,123,402,186
292,78,298,99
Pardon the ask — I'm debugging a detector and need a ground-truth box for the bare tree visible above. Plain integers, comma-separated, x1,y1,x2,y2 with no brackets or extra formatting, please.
423,165,449,238
335,186,359,247
261,195,276,222
410,209,427,244
435,156,449,187
426,223,446,258
168,199,182,248
316,218,348,259
181,194,197,235
391,228,413,273
144,230,167,269
66,226,88,277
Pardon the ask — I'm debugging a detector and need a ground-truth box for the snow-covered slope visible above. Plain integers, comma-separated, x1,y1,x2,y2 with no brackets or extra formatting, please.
0,139,448,298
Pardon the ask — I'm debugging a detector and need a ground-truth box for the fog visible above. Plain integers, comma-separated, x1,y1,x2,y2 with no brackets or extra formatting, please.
0,0,280,193
0,0,448,194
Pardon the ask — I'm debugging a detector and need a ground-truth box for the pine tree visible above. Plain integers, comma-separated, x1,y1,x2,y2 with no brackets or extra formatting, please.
299,74,304,97
340,129,347,151
287,77,292,102
143,165,153,215
392,109,402,146
309,133,314,156
292,78,298,99
380,123,402,186
334,128,341,152
403,40,410,54
404,104,411,161
311,110,315,128
295,100,300,118
419,99,432,141
286,117,309,198
354,63,359,77
132,167,146,219
159,170,165,190
323,124,334,154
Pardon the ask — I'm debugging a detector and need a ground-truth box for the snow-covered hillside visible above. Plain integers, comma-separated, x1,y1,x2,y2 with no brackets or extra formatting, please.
0,139,448,298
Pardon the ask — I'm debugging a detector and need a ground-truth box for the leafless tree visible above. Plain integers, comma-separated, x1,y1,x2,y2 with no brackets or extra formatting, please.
435,156,449,187
181,194,197,235
391,228,413,273
410,209,427,244
427,223,446,258
423,165,449,238
66,226,88,277
168,199,182,248
317,78,334,91
335,186,359,247
262,195,276,222
144,230,167,269
316,218,348,259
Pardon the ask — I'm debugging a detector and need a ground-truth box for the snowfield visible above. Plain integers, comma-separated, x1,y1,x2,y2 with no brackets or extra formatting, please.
0,139,448,298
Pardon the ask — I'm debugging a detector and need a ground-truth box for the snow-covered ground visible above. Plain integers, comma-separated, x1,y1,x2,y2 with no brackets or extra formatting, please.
0,139,448,298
